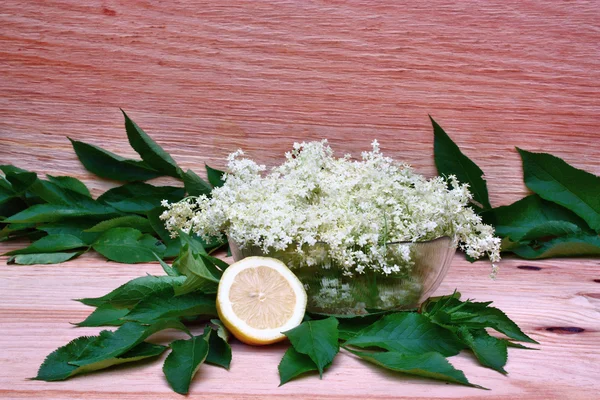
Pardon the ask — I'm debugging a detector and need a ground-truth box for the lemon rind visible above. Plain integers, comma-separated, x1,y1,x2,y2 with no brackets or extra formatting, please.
217,256,307,344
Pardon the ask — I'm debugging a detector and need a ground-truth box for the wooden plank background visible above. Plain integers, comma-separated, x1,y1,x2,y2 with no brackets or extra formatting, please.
0,1,599,399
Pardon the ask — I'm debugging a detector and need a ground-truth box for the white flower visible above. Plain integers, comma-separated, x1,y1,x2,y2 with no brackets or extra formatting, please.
161,140,501,275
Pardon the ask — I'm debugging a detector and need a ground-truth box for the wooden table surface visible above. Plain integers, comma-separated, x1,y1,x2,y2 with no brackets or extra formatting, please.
1,1,599,399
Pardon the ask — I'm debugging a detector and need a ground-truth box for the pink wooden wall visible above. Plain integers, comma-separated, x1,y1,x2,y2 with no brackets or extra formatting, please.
1,1,598,207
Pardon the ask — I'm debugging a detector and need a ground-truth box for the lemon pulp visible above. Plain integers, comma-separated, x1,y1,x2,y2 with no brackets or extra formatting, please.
216,256,307,345
229,266,296,329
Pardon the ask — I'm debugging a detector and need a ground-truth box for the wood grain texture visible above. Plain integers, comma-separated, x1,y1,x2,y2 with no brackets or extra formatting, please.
1,0,599,202
1,0,599,399
0,248,599,400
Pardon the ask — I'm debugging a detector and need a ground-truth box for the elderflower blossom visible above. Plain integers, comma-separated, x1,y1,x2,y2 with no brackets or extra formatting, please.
161,140,501,276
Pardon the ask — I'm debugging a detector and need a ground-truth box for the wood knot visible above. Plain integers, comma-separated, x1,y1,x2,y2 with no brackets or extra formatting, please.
517,265,542,271
102,7,117,16
593,279,600,283
545,327,584,334
580,292,600,299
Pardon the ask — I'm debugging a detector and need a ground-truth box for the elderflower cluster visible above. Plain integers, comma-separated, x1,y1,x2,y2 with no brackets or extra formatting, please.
161,140,501,276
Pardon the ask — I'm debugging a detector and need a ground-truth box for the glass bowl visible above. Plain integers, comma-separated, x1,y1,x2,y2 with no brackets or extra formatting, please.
228,236,456,315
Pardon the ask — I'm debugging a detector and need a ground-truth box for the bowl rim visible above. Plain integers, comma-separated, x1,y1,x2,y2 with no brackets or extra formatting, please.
385,235,454,245
228,234,455,249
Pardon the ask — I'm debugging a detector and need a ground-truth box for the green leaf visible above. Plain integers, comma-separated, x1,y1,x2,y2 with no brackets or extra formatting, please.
97,183,185,214
173,231,228,296
205,325,232,370
27,179,93,206
431,116,491,210
0,189,14,204
178,228,224,253
22,190,45,206
4,204,118,224
458,327,507,374
519,221,585,241
172,244,209,277
182,169,212,197
278,346,319,385
518,148,600,232
332,312,392,341
85,215,154,233
92,227,166,263
122,110,182,178
163,329,210,395
77,275,187,308
483,195,592,242
464,307,537,343
175,274,219,296
344,313,464,357
35,339,166,381
0,222,35,242
24,180,114,220
201,252,229,271
177,230,227,264
123,287,217,324
347,349,482,389
427,299,538,344
3,231,49,244
69,138,162,182
505,340,538,350
155,254,181,276
210,319,230,342
0,174,15,193
35,320,186,381
0,194,13,212
147,206,181,257
420,291,462,311
74,305,129,327
72,320,188,367
283,317,339,378
206,164,226,188
177,229,227,263
26,180,66,205
172,245,221,295
162,241,181,260
0,165,37,194
4,234,87,255
25,178,108,214
38,220,101,245
511,233,600,259
7,251,81,265
147,206,172,242
47,175,91,197
0,197,28,220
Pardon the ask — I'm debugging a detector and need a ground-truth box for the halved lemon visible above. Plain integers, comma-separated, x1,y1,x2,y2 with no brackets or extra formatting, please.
216,256,307,345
